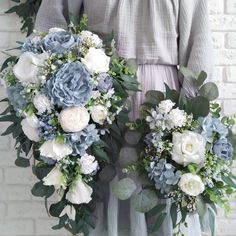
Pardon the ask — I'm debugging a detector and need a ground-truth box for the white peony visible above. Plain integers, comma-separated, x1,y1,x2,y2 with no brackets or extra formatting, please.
166,108,187,129
172,131,206,166
81,48,110,74
21,114,40,142
59,205,76,221
39,139,73,161
59,107,90,133
66,178,93,205
158,99,175,114
43,166,67,190
13,52,48,84
178,173,205,196
80,30,103,47
33,93,52,114
79,154,98,175
49,27,66,33
90,105,108,125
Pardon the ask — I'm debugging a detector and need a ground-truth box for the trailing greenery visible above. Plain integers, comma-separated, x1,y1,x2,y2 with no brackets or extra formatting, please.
6,0,42,36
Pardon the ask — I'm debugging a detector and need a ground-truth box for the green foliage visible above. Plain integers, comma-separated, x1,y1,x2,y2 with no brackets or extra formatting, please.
132,189,158,213
6,0,42,36
112,177,137,200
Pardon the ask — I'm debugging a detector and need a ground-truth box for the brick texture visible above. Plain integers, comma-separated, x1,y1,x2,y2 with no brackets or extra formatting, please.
0,0,235,235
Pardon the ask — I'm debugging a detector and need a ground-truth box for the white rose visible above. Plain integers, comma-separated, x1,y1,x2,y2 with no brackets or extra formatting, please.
158,100,175,114
39,139,73,161
178,173,205,196
49,27,66,33
166,108,187,129
13,52,48,84
66,178,93,205
33,93,52,114
59,107,90,133
59,205,76,221
80,30,103,47
79,154,98,175
21,114,40,142
172,131,206,166
81,48,110,74
43,166,66,190
90,105,108,125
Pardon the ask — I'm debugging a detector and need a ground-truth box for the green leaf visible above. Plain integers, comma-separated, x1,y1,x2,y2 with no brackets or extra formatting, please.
0,106,12,116
132,189,158,213
0,115,16,123
165,84,179,103
187,96,210,118
208,206,216,236
222,175,236,188
196,196,207,219
99,165,116,182
119,147,138,168
15,157,30,168
151,212,167,232
145,90,164,105
112,178,137,200
5,6,18,14
124,131,142,145
196,71,208,87
180,67,197,79
199,82,219,101
170,203,178,229
31,181,55,198
92,145,110,163
147,204,166,218
1,123,17,136
49,201,66,217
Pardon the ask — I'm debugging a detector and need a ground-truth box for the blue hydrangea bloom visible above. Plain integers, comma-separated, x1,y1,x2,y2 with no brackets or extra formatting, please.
97,73,113,93
7,83,26,115
43,31,78,54
38,114,57,141
213,137,233,161
144,132,162,147
197,117,228,143
21,38,43,54
46,62,92,107
147,159,181,194
66,124,100,156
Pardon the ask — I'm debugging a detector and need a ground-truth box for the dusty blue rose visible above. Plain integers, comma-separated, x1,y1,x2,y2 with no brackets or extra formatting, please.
7,83,26,114
213,137,233,161
97,73,113,93
43,31,78,54
46,62,92,107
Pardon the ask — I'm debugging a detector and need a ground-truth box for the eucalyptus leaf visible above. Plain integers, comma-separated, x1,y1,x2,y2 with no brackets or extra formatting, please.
124,131,142,145
99,165,116,182
31,181,55,198
145,90,164,105
112,178,137,200
170,203,178,229
151,212,167,232
199,82,219,101
208,206,216,236
147,204,166,218
15,157,30,168
119,147,138,168
179,67,197,79
187,96,210,118
196,71,208,87
132,189,158,213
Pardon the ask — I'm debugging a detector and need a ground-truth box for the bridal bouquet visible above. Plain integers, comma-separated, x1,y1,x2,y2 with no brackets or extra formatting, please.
0,17,138,235
114,69,236,235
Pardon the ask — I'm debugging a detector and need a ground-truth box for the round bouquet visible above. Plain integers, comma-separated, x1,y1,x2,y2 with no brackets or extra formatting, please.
114,68,236,235
0,17,139,235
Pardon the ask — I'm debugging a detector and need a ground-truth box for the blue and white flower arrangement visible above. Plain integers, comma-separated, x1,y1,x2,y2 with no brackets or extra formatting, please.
0,16,139,235
113,68,236,236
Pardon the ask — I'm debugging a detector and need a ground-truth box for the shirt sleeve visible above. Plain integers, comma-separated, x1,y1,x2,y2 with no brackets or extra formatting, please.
178,0,214,96
35,0,83,32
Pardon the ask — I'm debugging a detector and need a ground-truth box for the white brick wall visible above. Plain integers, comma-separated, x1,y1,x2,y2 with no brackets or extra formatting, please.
0,0,235,235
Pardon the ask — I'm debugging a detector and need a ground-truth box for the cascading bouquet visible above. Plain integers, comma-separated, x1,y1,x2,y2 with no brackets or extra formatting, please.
113,68,236,236
0,16,139,235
